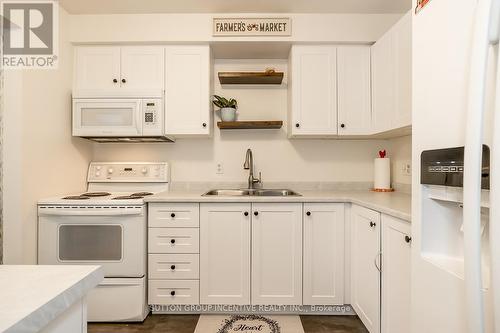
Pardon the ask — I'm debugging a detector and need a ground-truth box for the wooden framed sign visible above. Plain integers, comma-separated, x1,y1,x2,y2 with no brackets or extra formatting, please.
213,17,291,37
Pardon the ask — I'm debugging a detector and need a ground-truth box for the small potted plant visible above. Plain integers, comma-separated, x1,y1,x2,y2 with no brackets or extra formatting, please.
212,95,238,122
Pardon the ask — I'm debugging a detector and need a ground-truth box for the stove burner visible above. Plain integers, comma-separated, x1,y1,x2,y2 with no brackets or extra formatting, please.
130,192,153,197
112,195,144,200
63,195,91,200
81,192,111,197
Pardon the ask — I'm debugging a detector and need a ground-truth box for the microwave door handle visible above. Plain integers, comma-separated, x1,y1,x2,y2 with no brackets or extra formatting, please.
137,100,143,135
463,0,495,332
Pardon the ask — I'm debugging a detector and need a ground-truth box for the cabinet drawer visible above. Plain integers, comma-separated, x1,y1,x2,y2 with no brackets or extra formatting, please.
149,203,199,228
149,280,199,305
148,228,199,254
149,254,199,279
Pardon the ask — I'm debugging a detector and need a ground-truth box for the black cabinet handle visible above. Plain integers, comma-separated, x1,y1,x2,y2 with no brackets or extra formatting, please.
171,213,176,218
113,78,118,83
254,211,259,216
306,211,311,216
170,291,176,296
295,123,300,128
369,221,376,228
202,123,207,128
405,235,412,243
170,239,176,244
170,265,176,270
244,212,249,216
340,123,345,128
121,78,126,83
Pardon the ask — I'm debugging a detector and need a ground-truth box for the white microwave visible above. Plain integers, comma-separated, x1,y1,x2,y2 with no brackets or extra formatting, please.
72,98,173,142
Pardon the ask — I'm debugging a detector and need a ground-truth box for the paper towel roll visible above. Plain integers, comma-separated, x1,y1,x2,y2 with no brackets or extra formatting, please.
374,158,391,190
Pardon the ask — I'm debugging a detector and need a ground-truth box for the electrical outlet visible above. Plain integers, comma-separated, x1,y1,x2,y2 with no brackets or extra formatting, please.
402,163,412,176
216,163,224,175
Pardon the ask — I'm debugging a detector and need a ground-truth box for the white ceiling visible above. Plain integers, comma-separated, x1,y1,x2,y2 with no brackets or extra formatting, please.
59,0,412,15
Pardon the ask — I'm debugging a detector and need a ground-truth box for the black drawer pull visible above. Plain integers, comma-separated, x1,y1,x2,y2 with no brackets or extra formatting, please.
170,291,175,296
306,211,311,216
244,212,249,216
171,265,176,270
254,211,259,216
170,239,176,244
369,221,376,228
405,236,412,243
171,213,176,218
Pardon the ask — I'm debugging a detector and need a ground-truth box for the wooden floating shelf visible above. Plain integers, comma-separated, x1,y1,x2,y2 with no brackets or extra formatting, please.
218,71,284,85
217,121,283,130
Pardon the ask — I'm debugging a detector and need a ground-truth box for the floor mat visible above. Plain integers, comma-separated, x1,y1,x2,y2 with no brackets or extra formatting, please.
194,314,304,333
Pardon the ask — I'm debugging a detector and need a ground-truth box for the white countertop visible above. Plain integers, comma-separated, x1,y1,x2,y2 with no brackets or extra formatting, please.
146,189,411,221
0,265,104,333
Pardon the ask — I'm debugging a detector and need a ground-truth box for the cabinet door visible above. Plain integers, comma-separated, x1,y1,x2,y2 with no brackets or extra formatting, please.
393,12,412,128
351,205,381,333
303,203,345,305
252,203,302,305
337,46,372,135
381,214,411,333
74,46,121,96
289,45,337,136
371,31,394,134
120,46,164,96
165,45,211,136
200,203,251,305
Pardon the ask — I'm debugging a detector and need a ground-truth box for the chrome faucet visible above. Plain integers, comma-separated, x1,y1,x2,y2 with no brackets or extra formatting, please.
243,148,262,189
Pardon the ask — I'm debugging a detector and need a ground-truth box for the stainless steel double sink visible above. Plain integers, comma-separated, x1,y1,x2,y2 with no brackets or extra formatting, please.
203,189,301,197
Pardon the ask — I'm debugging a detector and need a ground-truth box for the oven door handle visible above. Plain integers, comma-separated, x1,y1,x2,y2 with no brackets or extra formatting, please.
38,207,143,216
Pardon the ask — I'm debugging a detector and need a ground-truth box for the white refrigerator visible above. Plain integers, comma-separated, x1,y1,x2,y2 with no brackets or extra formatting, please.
412,0,500,332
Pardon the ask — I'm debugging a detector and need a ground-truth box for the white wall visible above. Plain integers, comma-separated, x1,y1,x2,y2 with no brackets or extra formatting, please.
93,59,389,184
69,13,402,44
389,135,412,186
2,7,93,264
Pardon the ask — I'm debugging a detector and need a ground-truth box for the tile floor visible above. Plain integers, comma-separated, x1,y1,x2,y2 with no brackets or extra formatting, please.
88,314,369,333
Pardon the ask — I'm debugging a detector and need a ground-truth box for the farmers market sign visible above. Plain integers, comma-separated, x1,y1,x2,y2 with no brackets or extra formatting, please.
213,17,291,36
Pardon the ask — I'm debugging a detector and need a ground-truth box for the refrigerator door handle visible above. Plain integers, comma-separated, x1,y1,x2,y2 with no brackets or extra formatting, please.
489,1,500,330
463,0,497,332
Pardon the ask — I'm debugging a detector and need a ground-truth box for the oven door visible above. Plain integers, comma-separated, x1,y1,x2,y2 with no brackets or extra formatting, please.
72,99,142,137
38,205,146,277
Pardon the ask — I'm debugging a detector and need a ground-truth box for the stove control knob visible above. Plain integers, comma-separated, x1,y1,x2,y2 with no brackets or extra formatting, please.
141,167,148,174
96,166,102,170
108,168,114,174
95,171,101,177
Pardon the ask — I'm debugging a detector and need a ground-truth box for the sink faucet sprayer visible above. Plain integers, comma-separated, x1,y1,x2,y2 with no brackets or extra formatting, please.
243,148,262,189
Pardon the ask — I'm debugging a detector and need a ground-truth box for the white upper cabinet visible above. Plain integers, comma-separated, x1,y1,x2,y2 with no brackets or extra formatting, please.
164,45,211,137
351,205,381,333
381,214,411,333
200,203,251,305
289,45,338,136
74,46,164,98
120,46,164,95
393,12,412,128
303,203,345,305
337,46,372,135
74,46,121,95
372,12,412,133
251,203,302,305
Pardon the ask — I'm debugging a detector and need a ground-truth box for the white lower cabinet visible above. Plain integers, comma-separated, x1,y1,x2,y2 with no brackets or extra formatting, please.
381,214,411,333
303,203,345,305
200,203,251,305
251,203,303,305
351,205,381,333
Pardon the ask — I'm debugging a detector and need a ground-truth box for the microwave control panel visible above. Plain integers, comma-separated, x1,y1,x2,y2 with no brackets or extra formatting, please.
142,99,163,135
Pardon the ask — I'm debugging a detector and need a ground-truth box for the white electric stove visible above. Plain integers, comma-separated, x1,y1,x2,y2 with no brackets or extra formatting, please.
38,162,170,322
